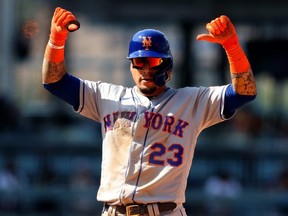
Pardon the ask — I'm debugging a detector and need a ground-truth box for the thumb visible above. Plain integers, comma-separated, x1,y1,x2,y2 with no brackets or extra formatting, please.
196,34,217,43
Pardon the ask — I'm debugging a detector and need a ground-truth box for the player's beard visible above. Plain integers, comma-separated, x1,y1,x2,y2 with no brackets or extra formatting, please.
138,86,158,96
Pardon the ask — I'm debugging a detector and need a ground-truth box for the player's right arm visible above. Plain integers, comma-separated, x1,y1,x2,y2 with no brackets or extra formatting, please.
42,7,76,83
42,7,81,109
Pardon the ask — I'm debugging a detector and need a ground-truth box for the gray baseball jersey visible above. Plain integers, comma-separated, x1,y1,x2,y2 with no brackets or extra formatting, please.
76,80,229,206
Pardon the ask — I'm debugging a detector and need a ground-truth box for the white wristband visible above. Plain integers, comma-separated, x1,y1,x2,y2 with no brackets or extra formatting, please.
48,40,65,49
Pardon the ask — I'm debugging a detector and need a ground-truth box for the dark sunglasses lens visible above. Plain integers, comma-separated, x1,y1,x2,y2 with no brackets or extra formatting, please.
132,58,163,68
147,58,163,67
132,58,144,67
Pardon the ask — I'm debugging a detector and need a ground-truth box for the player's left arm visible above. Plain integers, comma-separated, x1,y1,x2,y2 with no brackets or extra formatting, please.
196,15,256,115
196,15,257,97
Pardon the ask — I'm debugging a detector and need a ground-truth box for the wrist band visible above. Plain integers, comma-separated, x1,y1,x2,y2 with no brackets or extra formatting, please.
48,40,65,49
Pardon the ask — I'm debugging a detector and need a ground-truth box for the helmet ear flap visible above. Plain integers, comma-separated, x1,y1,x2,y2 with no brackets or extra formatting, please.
153,58,173,86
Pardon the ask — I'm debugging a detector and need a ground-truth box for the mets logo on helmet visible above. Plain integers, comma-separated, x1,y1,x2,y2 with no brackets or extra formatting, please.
142,36,152,50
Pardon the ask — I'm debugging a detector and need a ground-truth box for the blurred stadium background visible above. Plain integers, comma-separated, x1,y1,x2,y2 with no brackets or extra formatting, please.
0,0,288,215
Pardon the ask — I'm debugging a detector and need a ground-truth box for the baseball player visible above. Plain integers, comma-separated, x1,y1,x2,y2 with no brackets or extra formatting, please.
42,7,257,216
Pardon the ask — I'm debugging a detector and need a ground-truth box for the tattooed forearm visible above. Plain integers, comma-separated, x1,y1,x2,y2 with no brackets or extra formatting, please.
42,58,67,83
231,68,257,96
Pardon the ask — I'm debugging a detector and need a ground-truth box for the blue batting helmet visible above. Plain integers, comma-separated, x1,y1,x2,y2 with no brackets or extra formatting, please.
127,29,173,59
127,29,173,86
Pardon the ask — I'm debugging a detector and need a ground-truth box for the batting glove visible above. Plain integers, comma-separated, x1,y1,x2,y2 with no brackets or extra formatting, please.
49,7,77,46
196,15,237,46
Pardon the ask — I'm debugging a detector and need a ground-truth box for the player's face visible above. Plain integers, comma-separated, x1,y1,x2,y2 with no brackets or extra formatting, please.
130,60,166,97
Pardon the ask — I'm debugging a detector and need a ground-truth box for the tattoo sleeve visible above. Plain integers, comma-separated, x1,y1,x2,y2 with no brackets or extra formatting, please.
231,68,257,96
42,58,67,84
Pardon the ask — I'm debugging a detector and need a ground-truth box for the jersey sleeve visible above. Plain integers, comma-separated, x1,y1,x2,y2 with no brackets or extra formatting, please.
192,84,231,130
75,79,125,122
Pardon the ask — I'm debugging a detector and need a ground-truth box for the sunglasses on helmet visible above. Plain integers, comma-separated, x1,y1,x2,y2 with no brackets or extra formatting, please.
131,57,163,69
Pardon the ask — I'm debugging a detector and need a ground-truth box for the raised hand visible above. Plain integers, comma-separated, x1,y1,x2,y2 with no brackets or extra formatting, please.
196,15,237,45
